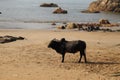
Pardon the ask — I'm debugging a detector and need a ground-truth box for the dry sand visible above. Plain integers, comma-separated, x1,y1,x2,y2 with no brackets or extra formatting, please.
0,29,120,80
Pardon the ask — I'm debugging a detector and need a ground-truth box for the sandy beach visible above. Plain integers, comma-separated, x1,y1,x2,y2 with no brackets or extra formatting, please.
0,29,120,80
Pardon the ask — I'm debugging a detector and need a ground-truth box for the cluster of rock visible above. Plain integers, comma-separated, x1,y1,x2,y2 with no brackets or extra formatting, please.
79,26,116,32
0,35,25,43
40,3,68,14
57,19,120,32
58,23,119,32
84,0,120,13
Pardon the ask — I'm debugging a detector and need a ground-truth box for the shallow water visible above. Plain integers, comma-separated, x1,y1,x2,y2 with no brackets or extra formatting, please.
0,0,120,29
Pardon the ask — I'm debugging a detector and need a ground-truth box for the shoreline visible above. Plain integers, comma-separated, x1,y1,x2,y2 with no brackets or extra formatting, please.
0,21,120,30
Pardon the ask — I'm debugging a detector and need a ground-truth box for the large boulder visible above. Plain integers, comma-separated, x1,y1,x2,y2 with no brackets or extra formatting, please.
87,0,120,13
57,25,66,29
57,23,79,29
99,19,119,27
66,23,78,29
0,12,2,14
99,19,110,24
40,3,58,7
53,7,68,14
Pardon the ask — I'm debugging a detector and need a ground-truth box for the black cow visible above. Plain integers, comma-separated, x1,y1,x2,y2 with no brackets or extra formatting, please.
48,38,87,63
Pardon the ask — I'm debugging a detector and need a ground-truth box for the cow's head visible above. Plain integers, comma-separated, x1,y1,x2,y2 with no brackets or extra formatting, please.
48,38,66,49
48,38,59,48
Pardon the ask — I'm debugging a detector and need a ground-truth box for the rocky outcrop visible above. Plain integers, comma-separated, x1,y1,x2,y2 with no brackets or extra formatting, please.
40,3,58,7
88,0,120,13
53,7,68,14
0,35,25,43
0,12,2,14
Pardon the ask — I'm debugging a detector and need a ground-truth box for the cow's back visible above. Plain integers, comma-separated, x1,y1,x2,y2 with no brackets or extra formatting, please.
65,40,85,53
78,40,86,49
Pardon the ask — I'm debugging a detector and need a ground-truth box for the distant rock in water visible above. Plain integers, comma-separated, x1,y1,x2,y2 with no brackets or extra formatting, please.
53,7,68,14
40,3,58,7
0,12,2,14
87,0,120,13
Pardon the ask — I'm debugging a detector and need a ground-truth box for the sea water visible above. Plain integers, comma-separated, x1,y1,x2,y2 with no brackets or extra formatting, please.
0,0,120,29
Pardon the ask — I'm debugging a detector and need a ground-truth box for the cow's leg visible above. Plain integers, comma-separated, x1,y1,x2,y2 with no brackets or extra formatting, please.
62,53,65,63
83,51,87,63
78,51,82,63
79,50,87,63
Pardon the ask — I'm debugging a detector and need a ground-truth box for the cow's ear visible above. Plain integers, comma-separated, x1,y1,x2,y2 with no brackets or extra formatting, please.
61,38,65,42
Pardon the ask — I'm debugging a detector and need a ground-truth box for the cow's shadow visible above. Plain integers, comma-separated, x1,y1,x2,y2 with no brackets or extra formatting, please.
84,61,120,65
